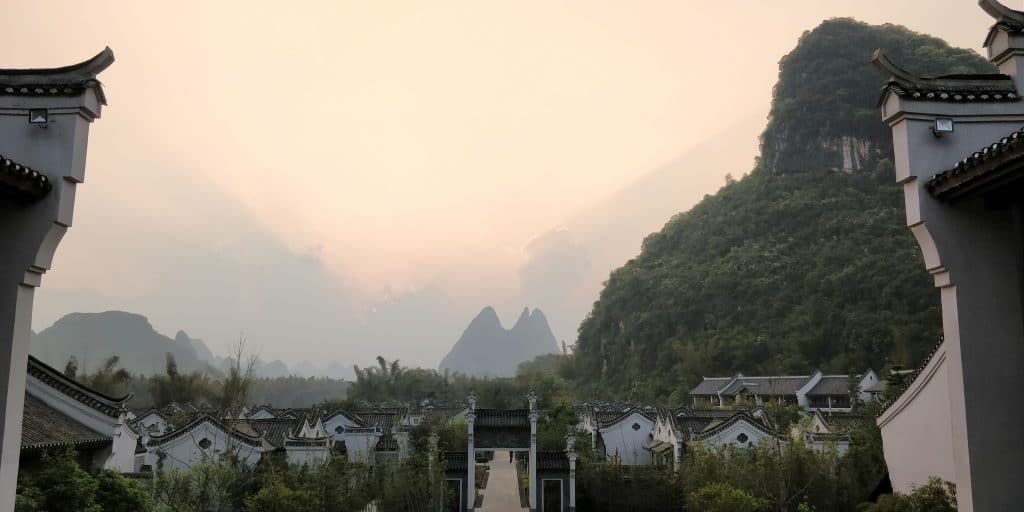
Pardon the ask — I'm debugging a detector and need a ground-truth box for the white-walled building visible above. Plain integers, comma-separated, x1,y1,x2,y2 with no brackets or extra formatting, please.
690,370,880,411
21,356,139,473
146,415,264,471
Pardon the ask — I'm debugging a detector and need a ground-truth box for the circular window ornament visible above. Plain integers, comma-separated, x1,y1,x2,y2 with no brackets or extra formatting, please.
335,426,344,434
632,423,641,431
736,433,748,444
198,438,212,449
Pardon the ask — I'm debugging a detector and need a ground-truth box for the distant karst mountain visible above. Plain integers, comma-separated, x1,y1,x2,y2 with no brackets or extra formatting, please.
31,311,296,378
31,311,212,375
439,307,559,377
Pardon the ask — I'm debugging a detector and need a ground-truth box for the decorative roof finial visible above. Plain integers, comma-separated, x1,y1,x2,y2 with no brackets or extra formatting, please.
980,0,1024,24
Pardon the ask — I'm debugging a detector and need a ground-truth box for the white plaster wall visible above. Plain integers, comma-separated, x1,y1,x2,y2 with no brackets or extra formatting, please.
878,354,955,494
286,446,330,466
152,421,262,472
249,410,275,420
335,433,380,464
858,370,880,403
796,371,823,408
598,412,653,465
138,413,168,435
699,420,774,451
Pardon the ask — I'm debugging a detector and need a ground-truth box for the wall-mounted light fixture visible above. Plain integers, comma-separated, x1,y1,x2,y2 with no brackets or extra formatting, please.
28,109,48,128
933,118,954,137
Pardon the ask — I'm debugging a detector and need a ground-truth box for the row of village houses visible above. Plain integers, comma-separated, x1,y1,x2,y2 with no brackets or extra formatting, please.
18,353,885,477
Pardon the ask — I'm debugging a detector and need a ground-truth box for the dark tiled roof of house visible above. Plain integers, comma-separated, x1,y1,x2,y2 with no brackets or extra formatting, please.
692,411,782,442
871,51,1018,104
806,376,852,396
879,339,945,416
375,433,400,452
596,407,656,429
721,376,810,396
356,412,397,431
474,409,530,428
0,47,113,105
20,394,110,451
245,419,301,449
440,451,468,472
148,414,262,448
689,377,732,395
27,356,129,418
927,128,1024,201
819,413,872,434
536,452,569,471
0,155,52,204
323,410,369,427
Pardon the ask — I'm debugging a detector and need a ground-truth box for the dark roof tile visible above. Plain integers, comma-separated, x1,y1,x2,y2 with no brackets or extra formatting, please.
927,128,1024,201
20,394,110,450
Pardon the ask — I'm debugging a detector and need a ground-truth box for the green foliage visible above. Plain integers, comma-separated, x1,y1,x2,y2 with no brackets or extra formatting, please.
860,477,956,512
571,18,991,400
348,355,576,408
95,470,154,512
148,353,216,408
67,355,132,397
687,482,766,512
154,458,254,512
244,481,317,512
17,449,101,512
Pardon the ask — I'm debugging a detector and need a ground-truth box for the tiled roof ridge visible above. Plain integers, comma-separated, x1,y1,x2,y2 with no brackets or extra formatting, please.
20,394,111,451
323,409,369,427
871,50,1019,104
598,406,656,428
0,47,113,105
148,414,263,448
27,355,129,418
1,155,53,203
692,411,782,441
877,338,945,417
981,0,1024,35
927,127,1024,198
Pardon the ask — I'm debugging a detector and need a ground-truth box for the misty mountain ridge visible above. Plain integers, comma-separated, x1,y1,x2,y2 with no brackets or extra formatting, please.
439,306,559,377
31,311,302,378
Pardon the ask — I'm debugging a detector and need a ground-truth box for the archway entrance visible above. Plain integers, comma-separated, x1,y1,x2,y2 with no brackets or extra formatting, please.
464,393,576,512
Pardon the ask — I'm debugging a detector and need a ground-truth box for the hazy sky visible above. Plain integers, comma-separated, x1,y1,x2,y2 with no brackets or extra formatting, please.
3,1,1009,372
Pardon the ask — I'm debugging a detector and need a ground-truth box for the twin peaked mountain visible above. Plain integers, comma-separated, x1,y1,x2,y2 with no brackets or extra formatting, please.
438,307,559,378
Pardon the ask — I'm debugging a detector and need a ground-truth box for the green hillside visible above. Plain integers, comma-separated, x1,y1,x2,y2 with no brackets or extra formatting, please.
572,19,994,401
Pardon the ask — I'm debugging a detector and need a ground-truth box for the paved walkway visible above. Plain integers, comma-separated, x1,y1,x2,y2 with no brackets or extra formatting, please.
480,451,526,512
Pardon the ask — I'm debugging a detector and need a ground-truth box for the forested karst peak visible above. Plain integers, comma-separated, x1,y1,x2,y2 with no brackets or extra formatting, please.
760,18,994,175
571,20,983,401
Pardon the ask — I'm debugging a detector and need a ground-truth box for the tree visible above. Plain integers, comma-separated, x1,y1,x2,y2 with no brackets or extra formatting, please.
80,355,132,396
19,449,101,512
63,356,78,380
861,477,956,512
217,335,257,417
95,470,154,512
244,481,316,512
687,482,766,512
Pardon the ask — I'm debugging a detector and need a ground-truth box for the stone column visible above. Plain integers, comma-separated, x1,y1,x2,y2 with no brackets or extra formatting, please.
466,412,475,512
527,391,538,512
567,431,577,512
0,49,113,512
673,433,683,473
428,432,439,511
